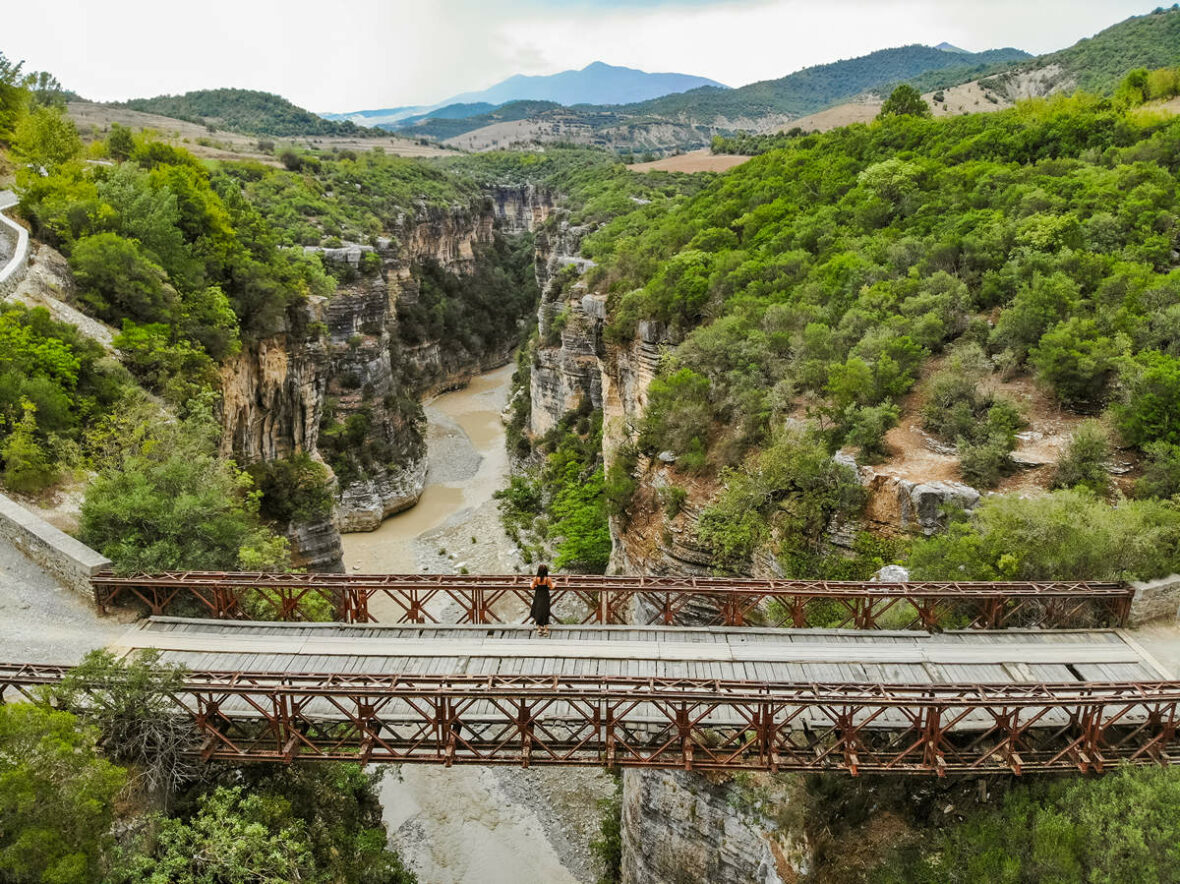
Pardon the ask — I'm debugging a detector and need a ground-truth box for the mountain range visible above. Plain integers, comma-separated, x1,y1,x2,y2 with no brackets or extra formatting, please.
324,61,727,129
110,7,1180,154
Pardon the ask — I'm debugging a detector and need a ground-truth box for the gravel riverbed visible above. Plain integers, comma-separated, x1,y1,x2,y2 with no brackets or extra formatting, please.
341,364,613,884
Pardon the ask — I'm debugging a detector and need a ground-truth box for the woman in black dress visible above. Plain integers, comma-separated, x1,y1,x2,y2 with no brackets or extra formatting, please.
530,563,554,637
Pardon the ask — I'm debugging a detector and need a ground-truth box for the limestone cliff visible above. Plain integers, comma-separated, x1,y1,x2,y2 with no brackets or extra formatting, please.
621,771,808,884
221,187,554,563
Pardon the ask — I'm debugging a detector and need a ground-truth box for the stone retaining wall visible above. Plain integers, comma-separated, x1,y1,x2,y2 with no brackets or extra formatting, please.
0,192,29,296
1129,575,1180,626
0,493,109,598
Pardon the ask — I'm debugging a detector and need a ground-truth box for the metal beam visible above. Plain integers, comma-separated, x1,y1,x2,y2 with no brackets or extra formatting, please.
91,572,1134,630
4,662,1176,774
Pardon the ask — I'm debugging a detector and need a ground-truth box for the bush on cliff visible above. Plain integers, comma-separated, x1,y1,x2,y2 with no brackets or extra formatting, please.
80,401,288,573
872,767,1180,884
907,489,1180,581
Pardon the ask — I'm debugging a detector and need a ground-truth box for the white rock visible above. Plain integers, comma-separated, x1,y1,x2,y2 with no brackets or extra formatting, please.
657,451,678,464
873,564,911,583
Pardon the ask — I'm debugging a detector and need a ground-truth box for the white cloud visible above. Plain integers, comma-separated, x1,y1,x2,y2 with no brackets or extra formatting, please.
0,0,1156,111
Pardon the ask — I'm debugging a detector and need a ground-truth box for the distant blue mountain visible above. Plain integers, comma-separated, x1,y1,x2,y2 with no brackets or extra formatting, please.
442,61,728,107
324,61,728,127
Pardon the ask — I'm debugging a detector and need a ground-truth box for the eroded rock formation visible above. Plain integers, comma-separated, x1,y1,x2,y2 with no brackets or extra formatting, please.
221,187,555,566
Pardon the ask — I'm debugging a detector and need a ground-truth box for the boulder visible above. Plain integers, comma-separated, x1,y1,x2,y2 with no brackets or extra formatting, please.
900,480,980,533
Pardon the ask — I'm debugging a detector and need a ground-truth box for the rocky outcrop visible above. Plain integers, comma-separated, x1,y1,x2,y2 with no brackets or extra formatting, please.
621,770,807,884
862,474,980,536
223,189,557,558
491,184,554,235
285,516,345,573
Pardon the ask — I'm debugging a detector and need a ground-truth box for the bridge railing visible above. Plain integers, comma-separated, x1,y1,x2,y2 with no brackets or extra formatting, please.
91,571,1135,630
3,661,1174,774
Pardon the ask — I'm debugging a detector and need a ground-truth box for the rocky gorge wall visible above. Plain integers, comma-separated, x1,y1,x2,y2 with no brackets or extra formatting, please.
221,188,555,567
522,201,994,882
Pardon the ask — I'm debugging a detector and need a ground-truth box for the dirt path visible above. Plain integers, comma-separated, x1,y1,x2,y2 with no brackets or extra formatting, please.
341,365,612,884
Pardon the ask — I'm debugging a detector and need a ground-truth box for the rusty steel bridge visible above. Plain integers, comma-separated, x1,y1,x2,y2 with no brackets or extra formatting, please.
92,571,1135,631
1,571,1176,775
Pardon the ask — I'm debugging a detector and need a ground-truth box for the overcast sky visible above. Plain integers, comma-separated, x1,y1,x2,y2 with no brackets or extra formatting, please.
0,0,1157,112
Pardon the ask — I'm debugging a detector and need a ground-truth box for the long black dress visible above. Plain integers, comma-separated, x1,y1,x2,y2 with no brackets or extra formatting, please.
529,577,552,627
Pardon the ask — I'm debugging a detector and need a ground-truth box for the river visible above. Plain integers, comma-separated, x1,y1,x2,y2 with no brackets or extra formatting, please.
341,363,613,884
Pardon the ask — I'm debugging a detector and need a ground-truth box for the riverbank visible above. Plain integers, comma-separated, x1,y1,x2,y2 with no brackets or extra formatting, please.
341,363,613,884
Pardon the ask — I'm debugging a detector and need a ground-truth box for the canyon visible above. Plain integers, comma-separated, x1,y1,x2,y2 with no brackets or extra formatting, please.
219,186,554,571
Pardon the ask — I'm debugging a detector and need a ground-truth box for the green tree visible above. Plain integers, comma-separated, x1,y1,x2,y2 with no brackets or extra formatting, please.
69,233,179,326
117,786,318,884
12,105,80,169
877,84,931,119
1,398,58,493
79,404,289,573
1137,440,1180,499
908,490,1180,581
1115,351,1180,446
106,122,135,161
1030,318,1125,410
0,704,126,884
0,51,28,139
247,452,334,525
1051,420,1112,496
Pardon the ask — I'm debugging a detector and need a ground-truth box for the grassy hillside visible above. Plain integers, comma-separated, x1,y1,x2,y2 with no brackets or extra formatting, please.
388,99,562,139
631,45,1029,120
1041,4,1180,92
118,88,375,137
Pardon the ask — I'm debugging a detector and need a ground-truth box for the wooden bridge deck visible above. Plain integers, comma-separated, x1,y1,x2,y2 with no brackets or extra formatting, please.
0,619,1172,772
116,619,1167,686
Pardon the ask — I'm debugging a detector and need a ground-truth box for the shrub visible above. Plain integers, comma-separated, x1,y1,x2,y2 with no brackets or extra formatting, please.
70,233,179,326
1114,351,1180,446
957,433,1013,488
79,404,289,573
639,367,712,460
872,767,1180,884
844,402,899,463
247,453,334,525
1030,318,1125,410
604,445,639,521
697,430,864,573
1,399,58,494
908,489,1180,581
1052,420,1111,495
0,704,126,884
660,485,688,519
1137,440,1180,499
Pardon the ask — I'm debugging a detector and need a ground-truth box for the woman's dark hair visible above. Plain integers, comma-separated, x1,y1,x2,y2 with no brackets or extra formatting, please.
536,563,549,578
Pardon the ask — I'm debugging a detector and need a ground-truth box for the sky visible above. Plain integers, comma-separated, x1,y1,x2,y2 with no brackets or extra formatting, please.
0,0,1160,112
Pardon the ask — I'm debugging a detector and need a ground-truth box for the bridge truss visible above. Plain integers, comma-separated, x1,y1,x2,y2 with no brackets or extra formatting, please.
3,663,1177,775
92,571,1135,631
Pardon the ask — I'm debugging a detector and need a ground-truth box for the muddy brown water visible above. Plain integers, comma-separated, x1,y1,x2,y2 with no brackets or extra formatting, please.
340,364,608,884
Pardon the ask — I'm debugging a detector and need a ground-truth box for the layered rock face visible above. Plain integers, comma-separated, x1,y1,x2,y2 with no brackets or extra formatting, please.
621,771,806,884
221,189,555,564
530,220,603,435
524,234,813,883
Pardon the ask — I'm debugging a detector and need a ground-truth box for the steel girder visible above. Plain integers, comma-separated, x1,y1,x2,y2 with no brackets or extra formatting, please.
3,663,1176,774
91,572,1134,630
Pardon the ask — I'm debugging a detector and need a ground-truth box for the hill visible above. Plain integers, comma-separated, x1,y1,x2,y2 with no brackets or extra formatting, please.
439,61,727,107
1043,5,1180,91
384,100,563,140
628,44,1029,120
405,44,1030,152
117,88,375,137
